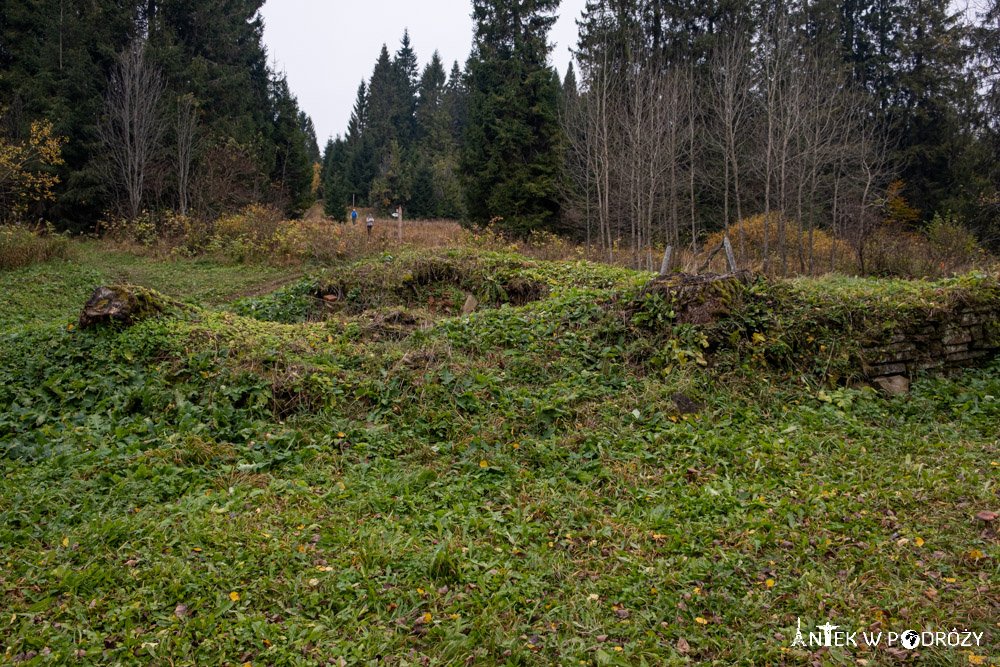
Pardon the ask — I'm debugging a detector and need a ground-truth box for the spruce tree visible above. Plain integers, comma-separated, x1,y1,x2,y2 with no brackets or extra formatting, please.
562,61,578,112
268,74,313,214
444,61,469,145
409,161,437,218
463,0,564,232
395,30,420,96
299,112,320,164
416,52,448,149
345,80,375,204
0,0,136,230
323,136,349,221
890,0,977,218
321,137,336,192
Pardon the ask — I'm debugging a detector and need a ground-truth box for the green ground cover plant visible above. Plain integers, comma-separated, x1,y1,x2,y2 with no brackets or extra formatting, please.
1,244,997,666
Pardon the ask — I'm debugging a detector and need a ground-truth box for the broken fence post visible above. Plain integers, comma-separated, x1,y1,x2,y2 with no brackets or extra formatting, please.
659,246,673,276
723,236,737,272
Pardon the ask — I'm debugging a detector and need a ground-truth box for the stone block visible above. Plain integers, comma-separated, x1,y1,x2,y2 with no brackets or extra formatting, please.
960,312,982,326
941,329,972,346
946,350,989,363
873,362,907,375
873,375,910,395
914,360,944,372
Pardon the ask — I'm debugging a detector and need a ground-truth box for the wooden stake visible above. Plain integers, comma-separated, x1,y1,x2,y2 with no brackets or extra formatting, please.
659,246,673,276
723,236,737,272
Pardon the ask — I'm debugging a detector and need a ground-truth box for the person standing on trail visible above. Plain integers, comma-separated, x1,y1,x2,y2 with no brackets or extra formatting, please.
350,208,358,225
366,214,374,239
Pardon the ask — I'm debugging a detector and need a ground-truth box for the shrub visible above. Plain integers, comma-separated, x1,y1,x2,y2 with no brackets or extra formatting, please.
926,211,981,274
0,115,66,223
102,210,159,245
213,203,283,243
702,213,855,275
865,212,986,278
0,224,69,270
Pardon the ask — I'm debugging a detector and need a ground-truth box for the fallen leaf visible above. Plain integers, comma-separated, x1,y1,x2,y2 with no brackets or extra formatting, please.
887,648,909,660
173,603,188,618
695,617,708,625
677,637,690,654
229,592,240,601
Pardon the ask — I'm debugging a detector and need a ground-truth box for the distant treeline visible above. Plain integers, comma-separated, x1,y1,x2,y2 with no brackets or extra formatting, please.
324,0,1000,266
0,0,317,231
4,0,1000,263
320,32,468,222
561,0,1000,270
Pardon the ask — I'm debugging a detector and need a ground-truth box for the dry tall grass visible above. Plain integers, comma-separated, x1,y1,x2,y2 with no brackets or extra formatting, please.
95,204,997,279
0,225,69,270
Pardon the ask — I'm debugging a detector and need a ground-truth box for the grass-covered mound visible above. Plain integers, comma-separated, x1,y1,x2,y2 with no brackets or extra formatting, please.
1,247,998,665
229,248,641,324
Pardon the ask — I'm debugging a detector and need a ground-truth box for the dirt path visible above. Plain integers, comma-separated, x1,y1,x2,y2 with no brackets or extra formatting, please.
227,272,305,301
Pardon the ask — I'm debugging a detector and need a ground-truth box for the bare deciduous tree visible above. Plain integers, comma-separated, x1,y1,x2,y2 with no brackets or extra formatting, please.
564,4,891,275
176,94,197,217
709,28,753,263
99,38,165,221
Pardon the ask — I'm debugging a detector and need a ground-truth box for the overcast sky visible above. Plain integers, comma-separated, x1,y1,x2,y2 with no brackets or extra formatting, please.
260,0,589,145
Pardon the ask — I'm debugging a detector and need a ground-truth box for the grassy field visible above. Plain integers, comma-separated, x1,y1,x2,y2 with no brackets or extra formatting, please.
1,242,998,666
0,242,302,332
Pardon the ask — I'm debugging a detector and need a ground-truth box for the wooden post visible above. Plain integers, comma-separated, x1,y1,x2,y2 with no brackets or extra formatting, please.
697,237,739,274
397,206,403,245
659,246,673,276
723,236,737,272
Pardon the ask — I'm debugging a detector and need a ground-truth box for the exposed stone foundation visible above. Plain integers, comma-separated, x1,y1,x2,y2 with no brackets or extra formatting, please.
863,305,1000,379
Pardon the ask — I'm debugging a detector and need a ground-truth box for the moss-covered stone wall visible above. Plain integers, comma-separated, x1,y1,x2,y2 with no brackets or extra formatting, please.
863,304,1000,378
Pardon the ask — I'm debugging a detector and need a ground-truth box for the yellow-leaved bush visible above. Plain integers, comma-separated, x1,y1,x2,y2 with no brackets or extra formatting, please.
702,213,854,275
0,112,66,222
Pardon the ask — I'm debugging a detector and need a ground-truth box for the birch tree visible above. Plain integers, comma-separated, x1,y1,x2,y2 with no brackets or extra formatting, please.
99,38,165,221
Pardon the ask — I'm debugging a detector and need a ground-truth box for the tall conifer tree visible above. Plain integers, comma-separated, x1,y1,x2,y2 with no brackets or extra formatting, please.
463,0,564,232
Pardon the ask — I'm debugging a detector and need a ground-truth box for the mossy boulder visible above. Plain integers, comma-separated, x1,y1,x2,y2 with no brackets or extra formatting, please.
78,285,172,329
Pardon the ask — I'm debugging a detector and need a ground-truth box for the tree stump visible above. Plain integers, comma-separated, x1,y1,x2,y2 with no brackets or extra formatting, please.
641,271,756,325
78,285,166,329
